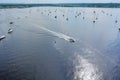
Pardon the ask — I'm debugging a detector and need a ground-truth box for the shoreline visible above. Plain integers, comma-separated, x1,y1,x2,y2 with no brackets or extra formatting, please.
0,3,120,9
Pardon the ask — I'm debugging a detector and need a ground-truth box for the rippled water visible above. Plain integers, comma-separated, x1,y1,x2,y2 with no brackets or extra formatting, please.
0,7,120,80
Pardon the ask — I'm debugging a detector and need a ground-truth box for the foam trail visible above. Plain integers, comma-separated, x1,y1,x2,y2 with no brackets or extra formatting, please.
34,24,76,42
18,16,76,42
17,19,76,42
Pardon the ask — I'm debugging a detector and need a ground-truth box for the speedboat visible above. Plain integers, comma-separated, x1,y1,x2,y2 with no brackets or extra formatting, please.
69,38,75,43
0,35,6,41
8,29,13,33
9,22,13,24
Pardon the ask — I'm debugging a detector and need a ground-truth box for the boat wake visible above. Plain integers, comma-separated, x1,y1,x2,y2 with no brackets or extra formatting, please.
34,24,76,43
17,16,76,43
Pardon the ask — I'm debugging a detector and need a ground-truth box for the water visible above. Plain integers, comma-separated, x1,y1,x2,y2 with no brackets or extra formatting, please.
0,7,120,80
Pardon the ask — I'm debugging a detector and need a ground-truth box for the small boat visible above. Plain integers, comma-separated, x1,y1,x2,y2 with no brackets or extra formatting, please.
83,17,85,19
8,29,13,33
93,20,96,23
69,38,75,43
66,18,68,21
9,22,13,24
119,28,120,31
0,35,6,41
55,16,57,19
96,18,98,20
115,20,118,23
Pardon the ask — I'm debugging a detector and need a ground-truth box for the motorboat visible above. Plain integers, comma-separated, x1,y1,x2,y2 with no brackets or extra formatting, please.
8,28,13,33
69,38,75,43
9,22,13,24
0,35,6,41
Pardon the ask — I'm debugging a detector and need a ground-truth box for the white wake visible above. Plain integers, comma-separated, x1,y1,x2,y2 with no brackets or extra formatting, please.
34,24,76,42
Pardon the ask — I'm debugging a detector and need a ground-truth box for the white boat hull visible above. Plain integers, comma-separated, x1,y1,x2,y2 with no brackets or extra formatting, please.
0,35,6,41
8,29,13,33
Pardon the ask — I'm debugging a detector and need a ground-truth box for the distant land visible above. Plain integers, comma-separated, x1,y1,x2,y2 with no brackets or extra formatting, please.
0,3,120,8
